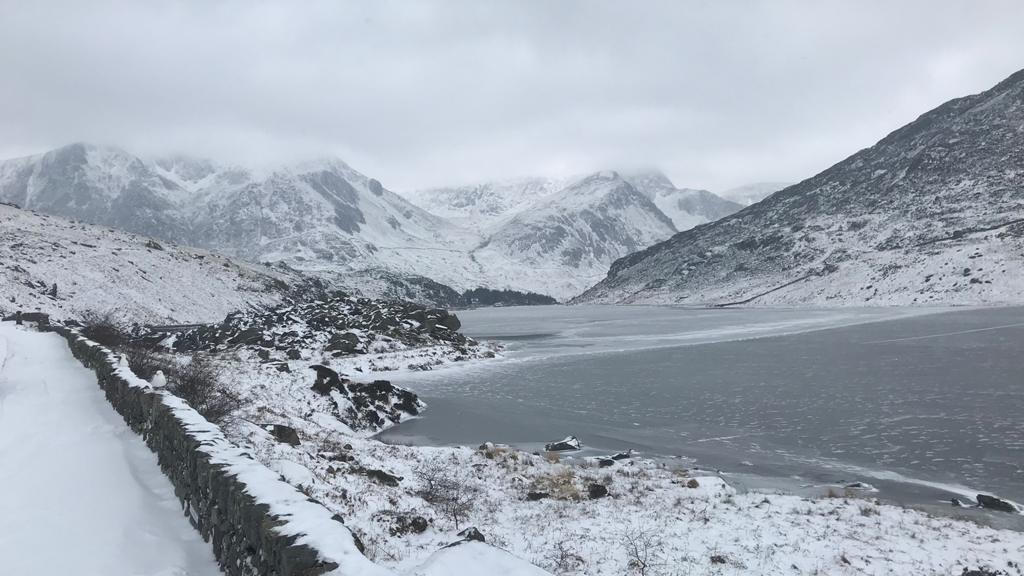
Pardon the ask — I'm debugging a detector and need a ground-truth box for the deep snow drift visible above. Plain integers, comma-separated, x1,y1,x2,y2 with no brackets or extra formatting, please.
0,323,222,576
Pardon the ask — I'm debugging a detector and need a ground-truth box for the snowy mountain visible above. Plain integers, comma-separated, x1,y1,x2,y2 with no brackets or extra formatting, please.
718,182,792,206
401,177,573,234
0,143,193,243
622,170,742,230
0,202,303,323
473,171,678,298
0,147,493,301
578,68,1024,306
0,145,745,302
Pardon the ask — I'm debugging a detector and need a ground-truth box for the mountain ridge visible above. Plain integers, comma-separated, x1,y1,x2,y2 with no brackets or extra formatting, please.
577,67,1024,306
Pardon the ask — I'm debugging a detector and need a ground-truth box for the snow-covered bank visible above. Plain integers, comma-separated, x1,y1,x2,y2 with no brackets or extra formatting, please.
0,323,221,576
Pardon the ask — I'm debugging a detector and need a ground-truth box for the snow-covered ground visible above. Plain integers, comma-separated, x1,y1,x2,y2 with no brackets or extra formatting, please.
195,305,1024,576
0,323,222,576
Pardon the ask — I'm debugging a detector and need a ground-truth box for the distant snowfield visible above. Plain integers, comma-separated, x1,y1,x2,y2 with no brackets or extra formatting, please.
0,323,221,576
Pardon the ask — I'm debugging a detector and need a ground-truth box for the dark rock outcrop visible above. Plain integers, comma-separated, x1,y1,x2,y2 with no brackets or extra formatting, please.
976,494,1018,513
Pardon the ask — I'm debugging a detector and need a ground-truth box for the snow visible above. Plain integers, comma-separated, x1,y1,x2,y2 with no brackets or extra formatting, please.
413,542,552,576
0,322,221,576
718,182,792,206
0,203,296,323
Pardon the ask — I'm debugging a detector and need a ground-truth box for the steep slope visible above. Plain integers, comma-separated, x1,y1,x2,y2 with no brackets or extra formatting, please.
0,143,192,243
579,68,1024,306
623,170,742,230
473,171,677,299
402,177,573,234
719,182,792,206
0,203,302,323
0,148,489,302
184,158,486,293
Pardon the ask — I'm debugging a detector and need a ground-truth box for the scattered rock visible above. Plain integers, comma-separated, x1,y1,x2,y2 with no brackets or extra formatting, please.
357,467,402,487
588,483,609,499
976,494,1017,513
526,491,550,501
710,554,727,565
961,568,1007,576
457,527,485,543
380,512,429,537
268,424,300,446
545,436,582,452
610,450,634,460
596,458,615,468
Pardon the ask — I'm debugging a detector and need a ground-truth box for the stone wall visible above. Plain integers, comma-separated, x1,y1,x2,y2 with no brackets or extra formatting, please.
46,325,391,576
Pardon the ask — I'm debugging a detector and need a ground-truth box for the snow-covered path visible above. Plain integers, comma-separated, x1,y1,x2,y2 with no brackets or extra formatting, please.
0,323,222,576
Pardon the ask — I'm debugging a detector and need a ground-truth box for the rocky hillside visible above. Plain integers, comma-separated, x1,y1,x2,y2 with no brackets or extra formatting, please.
579,68,1024,306
137,292,496,433
0,202,303,323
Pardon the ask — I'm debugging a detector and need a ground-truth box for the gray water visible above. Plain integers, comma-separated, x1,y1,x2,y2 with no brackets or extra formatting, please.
380,305,1024,525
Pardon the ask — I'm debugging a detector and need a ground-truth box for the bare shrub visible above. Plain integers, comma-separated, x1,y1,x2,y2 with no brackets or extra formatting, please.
413,459,478,529
122,345,168,381
621,524,664,576
167,358,241,424
79,309,129,348
547,540,584,574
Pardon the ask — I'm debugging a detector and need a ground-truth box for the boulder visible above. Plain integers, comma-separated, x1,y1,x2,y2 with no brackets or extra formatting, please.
309,364,344,395
526,491,550,501
382,513,429,537
686,479,700,489
588,483,608,499
268,424,301,446
359,467,402,487
326,332,360,354
457,527,485,543
545,436,581,452
596,458,615,468
976,494,1017,513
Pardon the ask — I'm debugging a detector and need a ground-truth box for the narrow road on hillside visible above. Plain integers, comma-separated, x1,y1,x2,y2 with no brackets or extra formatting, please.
0,323,222,576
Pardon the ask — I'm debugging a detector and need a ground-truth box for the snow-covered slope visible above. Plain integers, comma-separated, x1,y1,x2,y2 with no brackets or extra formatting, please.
623,170,742,231
0,203,300,323
401,177,573,234
1,146,743,302
473,171,678,298
184,157,487,294
0,143,193,243
578,68,1024,306
719,181,792,206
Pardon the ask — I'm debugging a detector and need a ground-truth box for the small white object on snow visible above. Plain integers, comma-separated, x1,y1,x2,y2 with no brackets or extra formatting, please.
150,370,167,388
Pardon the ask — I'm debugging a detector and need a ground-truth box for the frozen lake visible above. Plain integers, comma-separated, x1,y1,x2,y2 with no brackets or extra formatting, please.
381,305,1024,522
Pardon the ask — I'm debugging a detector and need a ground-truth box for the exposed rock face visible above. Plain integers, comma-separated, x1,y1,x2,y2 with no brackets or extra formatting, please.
544,436,582,452
976,494,1017,513
579,68,1024,306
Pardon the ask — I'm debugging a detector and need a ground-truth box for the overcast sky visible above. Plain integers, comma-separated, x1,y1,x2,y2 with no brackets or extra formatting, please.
1,0,1022,192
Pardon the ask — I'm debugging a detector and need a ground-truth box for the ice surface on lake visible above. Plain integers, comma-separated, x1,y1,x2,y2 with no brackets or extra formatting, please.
385,305,1024,508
